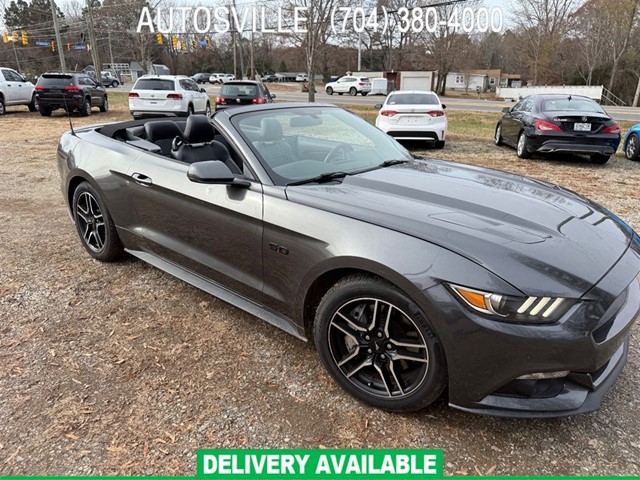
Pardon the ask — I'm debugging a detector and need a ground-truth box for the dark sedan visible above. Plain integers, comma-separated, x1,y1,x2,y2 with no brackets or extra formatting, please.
495,94,621,164
214,80,275,111
57,103,640,417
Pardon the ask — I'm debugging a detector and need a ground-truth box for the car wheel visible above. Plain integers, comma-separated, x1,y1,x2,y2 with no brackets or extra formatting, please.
516,132,532,159
326,87,333,95
187,104,194,116
99,96,108,112
80,98,91,117
205,102,211,116
72,182,124,262
314,275,447,412
338,92,343,95
39,106,52,117
111,80,119,88
434,140,445,149
494,124,503,146
625,133,640,161
28,94,38,112
349,87,357,96
0,96,5,115
591,154,610,165
362,92,368,96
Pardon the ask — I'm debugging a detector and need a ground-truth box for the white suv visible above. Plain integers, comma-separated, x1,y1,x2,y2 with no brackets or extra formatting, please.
128,75,210,119
209,73,234,84
0,67,37,115
325,76,371,96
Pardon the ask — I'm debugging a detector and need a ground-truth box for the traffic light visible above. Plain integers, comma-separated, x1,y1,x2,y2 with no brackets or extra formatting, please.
21,31,27,45
11,32,18,42
156,33,163,45
192,39,196,48
180,40,185,51
171,34,178,49
51,40,56,52
206,37,212,47
2,32,8,43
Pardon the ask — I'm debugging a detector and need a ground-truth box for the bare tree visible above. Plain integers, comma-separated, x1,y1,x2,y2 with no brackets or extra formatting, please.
603,0,640,93
570,0,608,85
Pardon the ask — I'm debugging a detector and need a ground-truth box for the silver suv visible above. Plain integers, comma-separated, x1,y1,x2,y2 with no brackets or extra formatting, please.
0,67,37,115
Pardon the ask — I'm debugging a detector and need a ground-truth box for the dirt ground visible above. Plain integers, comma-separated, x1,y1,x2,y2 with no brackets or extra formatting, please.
1,103,640,476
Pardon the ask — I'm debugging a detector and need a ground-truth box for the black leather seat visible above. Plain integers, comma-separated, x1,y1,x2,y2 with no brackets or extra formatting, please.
171,115,241,174
144,121,183,156
253,118,296,168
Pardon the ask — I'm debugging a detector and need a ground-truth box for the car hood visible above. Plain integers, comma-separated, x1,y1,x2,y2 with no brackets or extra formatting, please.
285,159,633,298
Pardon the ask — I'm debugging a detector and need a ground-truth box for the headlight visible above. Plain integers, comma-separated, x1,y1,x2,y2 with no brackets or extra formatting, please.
449,284,575,324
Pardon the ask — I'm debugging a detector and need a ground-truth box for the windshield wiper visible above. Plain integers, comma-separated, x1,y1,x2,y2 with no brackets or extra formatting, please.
379,159,410,167
286,171,349,186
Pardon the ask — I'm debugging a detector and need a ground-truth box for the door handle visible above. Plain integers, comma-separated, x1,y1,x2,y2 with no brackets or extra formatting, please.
131,172,153,186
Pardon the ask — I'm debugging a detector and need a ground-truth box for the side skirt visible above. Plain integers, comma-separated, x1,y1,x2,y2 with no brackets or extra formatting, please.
125,248,307,341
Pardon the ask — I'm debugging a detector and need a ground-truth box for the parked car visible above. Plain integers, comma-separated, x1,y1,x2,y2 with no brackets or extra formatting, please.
0,67,37,115
209,73,233,84
374,90,447,149
214,80,275,111
623,124,640,161
191,72,211,84
128,75,211,119
57,103,640,417
495,94,621,164
325,76,371,96
295,73,309,82
261,74,278,83
35,72,107,117
101,71,120,88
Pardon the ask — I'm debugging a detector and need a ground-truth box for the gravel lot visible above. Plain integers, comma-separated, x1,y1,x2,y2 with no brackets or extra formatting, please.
1,103,639,476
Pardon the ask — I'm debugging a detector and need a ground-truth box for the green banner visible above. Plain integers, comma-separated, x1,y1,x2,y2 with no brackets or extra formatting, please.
197,449,443,479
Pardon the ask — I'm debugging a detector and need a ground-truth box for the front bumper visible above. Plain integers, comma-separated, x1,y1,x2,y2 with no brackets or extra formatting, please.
422,241,640,417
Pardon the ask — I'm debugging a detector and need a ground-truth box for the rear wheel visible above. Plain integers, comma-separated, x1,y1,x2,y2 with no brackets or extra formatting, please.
625,133,640,161
72,182,124,262
434,141,445,149
111,80,119,88
39,106,51,117
349,87,357,96
28,94,38,112
326,87,333,95
362,92,368,96
591,154,610,164
494,124,503,145
99,96,108,112
80,98,91,117
516,132,532,159
314,275,447,412
0,96,5,115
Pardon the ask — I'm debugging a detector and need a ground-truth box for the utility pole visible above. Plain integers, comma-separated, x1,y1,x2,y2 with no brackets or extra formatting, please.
250,31,254,78
86,0,101,79
11,40,21,71
50,0,66,71
108,30,114,67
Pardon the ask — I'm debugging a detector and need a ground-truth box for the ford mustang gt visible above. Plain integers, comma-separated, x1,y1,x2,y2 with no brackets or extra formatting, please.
57,103,640,417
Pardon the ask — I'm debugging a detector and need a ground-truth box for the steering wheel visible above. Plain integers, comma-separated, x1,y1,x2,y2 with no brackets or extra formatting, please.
323,143,354,163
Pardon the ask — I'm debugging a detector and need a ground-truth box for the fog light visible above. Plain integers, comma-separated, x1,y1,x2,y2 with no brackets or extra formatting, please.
517,371,570,380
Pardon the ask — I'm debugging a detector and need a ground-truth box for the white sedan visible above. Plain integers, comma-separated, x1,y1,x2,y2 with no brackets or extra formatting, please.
128,75,210,119
375,90,447,149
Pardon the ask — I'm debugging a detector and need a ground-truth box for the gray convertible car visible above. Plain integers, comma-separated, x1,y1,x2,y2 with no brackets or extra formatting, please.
57,103,640,417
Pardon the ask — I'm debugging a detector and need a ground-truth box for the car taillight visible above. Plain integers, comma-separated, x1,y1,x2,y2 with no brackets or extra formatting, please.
602,124,621,134
428,110,445,117
167,93,183,100
358,82,365,86
216,96,226,104
128,92,139,98
380,110,397,117
34,85,44,91
252,97,267,104
64,86,80,92
535,119,562,131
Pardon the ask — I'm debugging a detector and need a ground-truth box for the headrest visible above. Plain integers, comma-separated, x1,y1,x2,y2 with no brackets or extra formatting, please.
260,118,283,142
183,115,215,144
144,121,183,143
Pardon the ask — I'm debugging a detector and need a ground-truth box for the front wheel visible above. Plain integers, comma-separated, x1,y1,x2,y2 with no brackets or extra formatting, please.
516,132,532,159
591,154,610,164
111,80,119,88
80,98,91,117
625,133,640,161
28,94,38,112
314,275,447,412
494,124,503,146
434,140,445,149
349,87,357,96
326,87,333,95
99,96,108,112
72,182,124,262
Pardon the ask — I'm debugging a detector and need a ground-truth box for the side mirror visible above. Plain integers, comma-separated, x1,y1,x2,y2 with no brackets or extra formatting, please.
270,94,276,99
374,103,383,110
502,107,511,113
187,160,249,187
441,104,447,109
200,88,206,93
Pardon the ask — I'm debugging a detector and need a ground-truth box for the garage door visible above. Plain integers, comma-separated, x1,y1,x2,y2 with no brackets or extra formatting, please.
401,76,431,90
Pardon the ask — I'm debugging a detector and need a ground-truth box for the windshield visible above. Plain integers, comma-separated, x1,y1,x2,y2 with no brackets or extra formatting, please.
231,106,413,186
541,98,605,114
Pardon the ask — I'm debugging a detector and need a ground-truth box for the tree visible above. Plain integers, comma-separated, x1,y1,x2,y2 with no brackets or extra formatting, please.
602,0,640,93
570,0,609,85
4,0,64,29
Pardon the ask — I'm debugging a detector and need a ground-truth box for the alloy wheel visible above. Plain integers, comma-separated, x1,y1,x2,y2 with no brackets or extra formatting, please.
627,134,638,159
327,297,429,399
75,191,106,252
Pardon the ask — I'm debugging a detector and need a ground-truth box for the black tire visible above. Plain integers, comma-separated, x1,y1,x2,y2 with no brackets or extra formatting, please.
591,154,610,164
314,275,447,412
111,80,119,88
349,87,357,96
39,106,52,117
516,131,532,159
187,104,194,116
72,182,124,262
434,140,445,149
625,133,640,161
99,95,108,112
338,92,343,95
326,87,333,95
28,94,38,112
362,92,368,96
494,123,503,146
80,98,91,117
0,96,5,115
